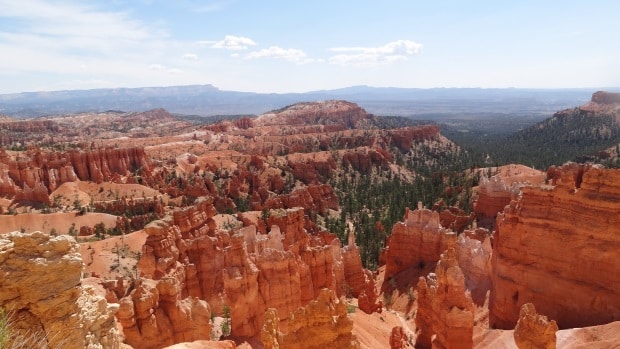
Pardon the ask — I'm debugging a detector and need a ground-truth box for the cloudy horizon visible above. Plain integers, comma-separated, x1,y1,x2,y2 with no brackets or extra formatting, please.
0,0,618,94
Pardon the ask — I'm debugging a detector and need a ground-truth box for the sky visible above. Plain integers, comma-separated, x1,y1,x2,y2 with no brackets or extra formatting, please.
0,0,619,94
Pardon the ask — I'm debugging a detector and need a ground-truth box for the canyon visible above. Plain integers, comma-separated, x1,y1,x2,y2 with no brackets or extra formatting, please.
0,96,619,349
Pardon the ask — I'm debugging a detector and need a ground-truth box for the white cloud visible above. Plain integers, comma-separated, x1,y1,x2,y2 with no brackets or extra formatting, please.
207,35,257,50
183,53,199,60
329,39,422,66
0,0,158,51
167,68,183,74
0,0,176,80
149,64,166,70
246,46,309,63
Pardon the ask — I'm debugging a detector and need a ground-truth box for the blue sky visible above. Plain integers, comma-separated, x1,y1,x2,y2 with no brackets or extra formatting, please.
0,0,618,93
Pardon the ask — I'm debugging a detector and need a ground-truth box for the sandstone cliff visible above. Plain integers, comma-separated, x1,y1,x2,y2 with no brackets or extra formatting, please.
415,248,475,349
0,146,151,203
473,165,546,226
382,203,457,282
455,229,492,305
255,100,375,130
260,288,360,349
473,175,518,219
490,164,620,329
0,231,120,348
577,91,620,116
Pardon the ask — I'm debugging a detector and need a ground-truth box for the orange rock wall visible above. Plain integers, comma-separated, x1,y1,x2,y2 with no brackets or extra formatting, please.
0,147,151,203
382,205,457,281
490,164,620,329
473,176,516,218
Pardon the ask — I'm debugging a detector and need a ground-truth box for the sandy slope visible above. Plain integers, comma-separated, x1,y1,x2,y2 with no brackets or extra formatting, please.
80,230,147,279
0,211,118,234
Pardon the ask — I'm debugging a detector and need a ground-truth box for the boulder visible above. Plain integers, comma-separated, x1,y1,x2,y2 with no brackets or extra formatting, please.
0,231,120,349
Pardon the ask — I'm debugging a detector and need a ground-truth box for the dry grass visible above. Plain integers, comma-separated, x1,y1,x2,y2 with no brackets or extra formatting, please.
0,308,64,349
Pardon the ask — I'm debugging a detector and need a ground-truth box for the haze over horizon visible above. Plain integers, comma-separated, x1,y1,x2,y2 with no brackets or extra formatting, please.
0,0,619,94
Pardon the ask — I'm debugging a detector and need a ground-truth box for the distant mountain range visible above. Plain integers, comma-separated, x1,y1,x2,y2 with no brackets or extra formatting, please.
0,84,617,118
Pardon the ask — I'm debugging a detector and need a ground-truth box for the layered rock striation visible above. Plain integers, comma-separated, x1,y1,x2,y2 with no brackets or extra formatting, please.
382,203,457,281
473,175,519,219
0,231,120,349
0,146,151,203
490,164,620,329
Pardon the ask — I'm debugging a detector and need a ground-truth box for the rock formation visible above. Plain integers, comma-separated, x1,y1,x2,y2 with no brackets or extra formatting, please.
591,91,620,105
119,198,375,345
382,203,457,281
0,146,151,203
415,248,475,349
577,91,620,116
473,175,518,219
389,326,409,349
0,231,120,349
260,288,360,349
455,229,492,305
513,303,558,349
116,278,212,348
342,232,381,313
490,164,620,329
262,184,339,215
389,126,441,152
255,100,375,129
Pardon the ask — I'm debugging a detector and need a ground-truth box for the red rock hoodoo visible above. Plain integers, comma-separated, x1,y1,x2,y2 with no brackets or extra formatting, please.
513,303,558,349
415,248,475,349
382,203,457,281
118,197,376,345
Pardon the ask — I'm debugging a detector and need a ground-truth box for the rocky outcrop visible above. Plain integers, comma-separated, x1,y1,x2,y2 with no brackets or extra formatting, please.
260,288,360,349
0,146,151,203
121,200,220,347
433,200,475,233
455,230,492,305
256,100,375,129
415,248,475,349
552,91,620,121
0,231,120,349
490,164,620,329
342,232,381,313
116,279,212,349
473,175,518,219
0,119,60,133
389,126,441,152
382,203,457,281
341,148,391,173
591,91,620,105
262,184,339,215
389,326,409,349
513,303,558,349
122,200,372,344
